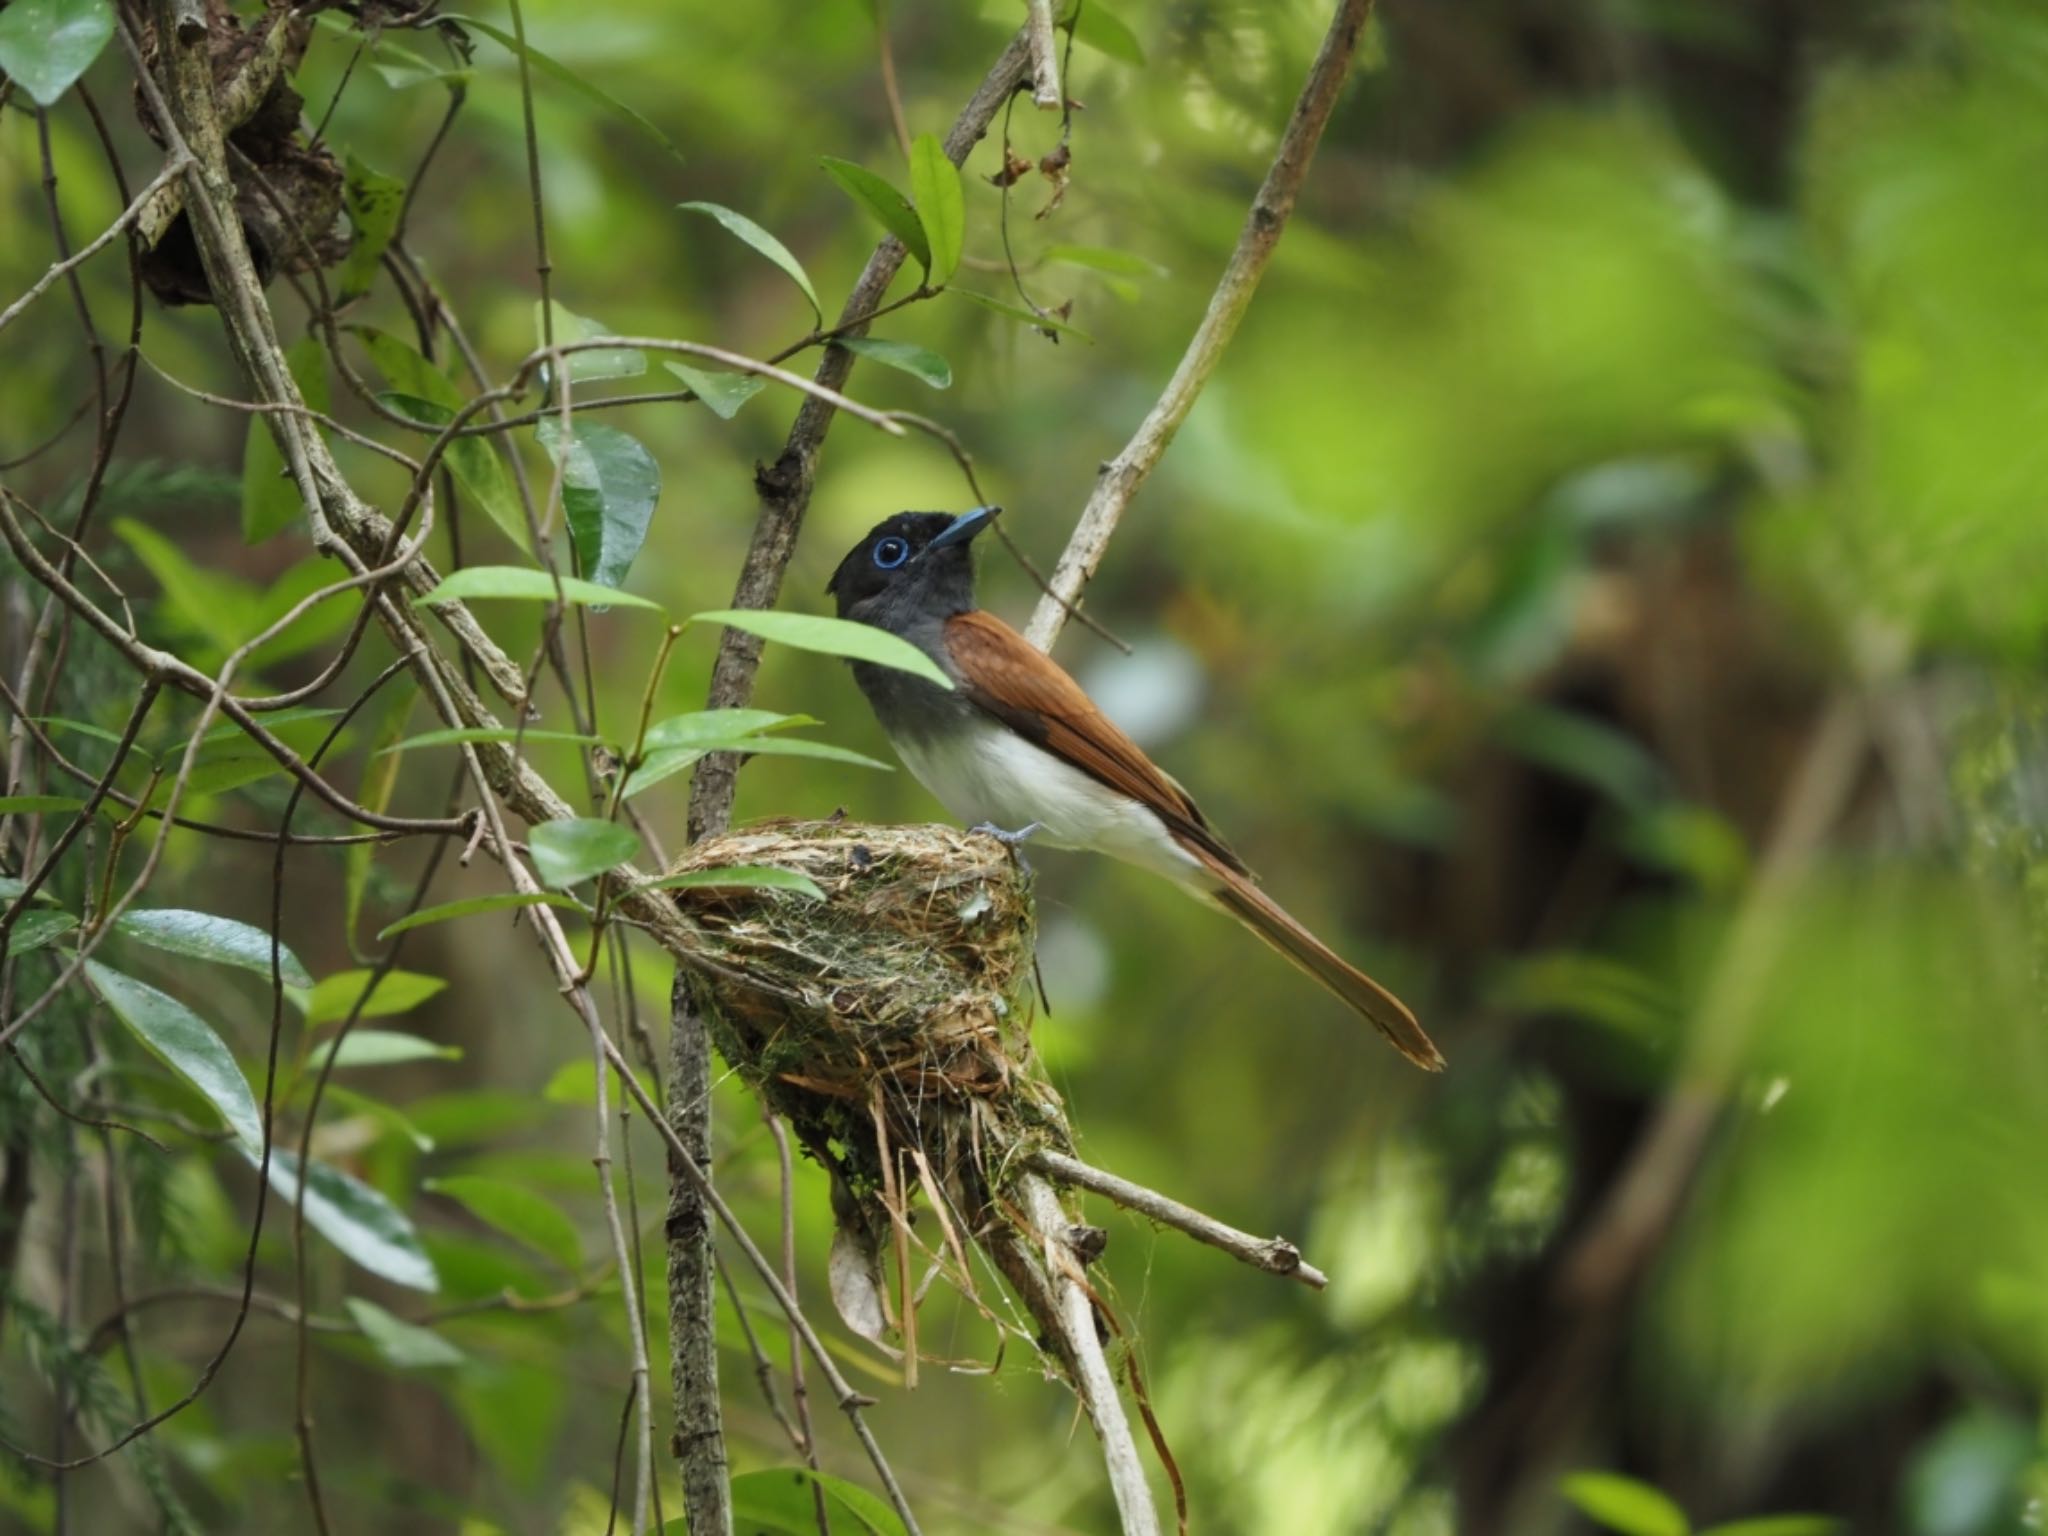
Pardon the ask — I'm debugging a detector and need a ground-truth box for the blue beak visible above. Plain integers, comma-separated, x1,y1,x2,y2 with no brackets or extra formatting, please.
928,505,999,551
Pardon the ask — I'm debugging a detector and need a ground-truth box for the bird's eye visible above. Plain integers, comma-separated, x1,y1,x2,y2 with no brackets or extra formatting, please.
872,536,911,570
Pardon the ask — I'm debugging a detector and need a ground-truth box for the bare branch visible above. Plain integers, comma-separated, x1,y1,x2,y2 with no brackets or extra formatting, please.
1024,0,1376,649
1026,0,1062,109
1026,1148,1330,1290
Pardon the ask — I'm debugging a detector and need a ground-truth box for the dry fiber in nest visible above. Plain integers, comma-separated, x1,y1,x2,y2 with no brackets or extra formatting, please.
665,819,1074,1362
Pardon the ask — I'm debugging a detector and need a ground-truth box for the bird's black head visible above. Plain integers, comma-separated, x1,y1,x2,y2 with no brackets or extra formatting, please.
826,507,997,632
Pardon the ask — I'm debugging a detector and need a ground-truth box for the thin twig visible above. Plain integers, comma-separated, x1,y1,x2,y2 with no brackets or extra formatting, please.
1025,0,1063,109
1026,1148,1329,1290
1023,0,1375,649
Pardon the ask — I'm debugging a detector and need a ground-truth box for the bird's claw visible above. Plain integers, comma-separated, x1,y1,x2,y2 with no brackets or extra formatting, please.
970,820,1042,848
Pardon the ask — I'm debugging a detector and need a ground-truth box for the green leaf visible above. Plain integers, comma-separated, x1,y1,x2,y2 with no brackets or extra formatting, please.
355,328,528,549
344,1296,466,1369
114,517,262,657
725,1468,909,1536
243,335,331,542
908,133,964,285
621,734,890,798
7,910,78,956
86,962,264,1153
113,909,314,989
325,1030,463,1067
418,565,663,613
0,795,83,815
31,715,127,747
1071,3,1146,66
1044,243,1164,279
442,14,686,162
535,302,647,387
324,1082,435,1152
614,737,888,798
952,288,1093,342
820,157,929,274
377,727,602,756
661,359,767,421
1560,1472,1692,1536
643,865,825,899
690,608,953,689
346,687,411,945
377,892,581,940
538,1059,657,1107
301,969,448,1027
528,818,640,888
536,419,660,592
338,153,405,303
642,709,814,752
837,337,952,390
677,200,822,323
426,1174,581,1272
258,1148,438,1291
0,0,113,107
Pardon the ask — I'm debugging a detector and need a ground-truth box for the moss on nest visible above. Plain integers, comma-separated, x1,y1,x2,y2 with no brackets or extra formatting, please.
664,819,1068,1210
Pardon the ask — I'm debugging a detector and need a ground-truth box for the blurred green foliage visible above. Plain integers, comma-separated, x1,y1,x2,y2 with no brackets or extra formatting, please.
5,0,2048,1532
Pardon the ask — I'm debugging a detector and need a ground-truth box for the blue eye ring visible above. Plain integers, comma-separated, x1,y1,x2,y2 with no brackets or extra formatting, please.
873,536,911,570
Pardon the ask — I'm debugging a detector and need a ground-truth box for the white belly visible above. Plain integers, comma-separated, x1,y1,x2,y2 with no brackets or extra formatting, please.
891,718,1206,887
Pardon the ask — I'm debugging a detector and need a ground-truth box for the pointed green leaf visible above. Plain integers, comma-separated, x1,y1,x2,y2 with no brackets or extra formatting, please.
7,910,78,956
1044,243,1165,278
301,969,447,1026
642,709,814,752
726,1468,909,1536
338,153,405,302
691,608,953,689
535,302,647,387
114,517,262,655
528,818,640,888
677,201,821,322
819,157,929,273
1071,3,1146,66
243,335,331,542
908,133,964,285
376,892,581,940
324,1082,436,1152
113,909,314,989
419,566,663,613
836,337,952,390
345,1296,466,1369
952,288,1093,342
662,360,767,421
258,1148,438,1291
644,865,825,899
0,795,84,815
377,727,602,756
427,1174,581,1272
325,1029,463,1067
622,734,889,799
536,419,660,592
356,327,529,549
441,14,686,162
0,0,113,107
1560,1473,1691,1536
86,962,264,1152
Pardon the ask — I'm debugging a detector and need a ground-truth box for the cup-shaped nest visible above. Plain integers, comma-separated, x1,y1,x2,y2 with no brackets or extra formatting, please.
665,820,1067,1204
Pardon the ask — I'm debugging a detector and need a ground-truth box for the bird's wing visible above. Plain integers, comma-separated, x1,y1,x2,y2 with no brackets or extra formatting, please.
944,609,1248,876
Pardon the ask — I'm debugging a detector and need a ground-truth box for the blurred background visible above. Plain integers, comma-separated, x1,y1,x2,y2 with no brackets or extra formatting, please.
4,0,2047,1531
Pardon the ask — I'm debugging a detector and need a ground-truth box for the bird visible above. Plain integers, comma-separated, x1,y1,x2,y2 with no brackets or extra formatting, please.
826,505,1445,1071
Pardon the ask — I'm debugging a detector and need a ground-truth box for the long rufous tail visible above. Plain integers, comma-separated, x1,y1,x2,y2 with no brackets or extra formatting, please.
1207,870,1445,1072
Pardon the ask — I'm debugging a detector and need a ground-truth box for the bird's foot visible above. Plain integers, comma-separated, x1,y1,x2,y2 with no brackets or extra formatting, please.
969,820,1042,847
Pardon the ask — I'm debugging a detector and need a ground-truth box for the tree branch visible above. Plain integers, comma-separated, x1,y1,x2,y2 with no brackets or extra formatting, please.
662,32,1030,1534
1026,1148,1329,1290
1023,0,1375,650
